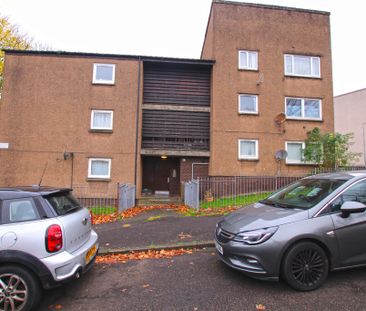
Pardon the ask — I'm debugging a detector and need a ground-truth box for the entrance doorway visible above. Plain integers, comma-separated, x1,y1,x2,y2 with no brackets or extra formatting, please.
142,157,180,196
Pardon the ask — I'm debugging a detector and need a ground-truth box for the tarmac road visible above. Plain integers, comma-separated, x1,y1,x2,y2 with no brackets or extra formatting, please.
39,248,366,311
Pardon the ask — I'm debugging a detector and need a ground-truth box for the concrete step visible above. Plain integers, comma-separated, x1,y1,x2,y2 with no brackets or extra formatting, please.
137,196,183,206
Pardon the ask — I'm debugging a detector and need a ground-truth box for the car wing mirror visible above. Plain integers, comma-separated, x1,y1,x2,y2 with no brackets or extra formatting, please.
341,201,366,218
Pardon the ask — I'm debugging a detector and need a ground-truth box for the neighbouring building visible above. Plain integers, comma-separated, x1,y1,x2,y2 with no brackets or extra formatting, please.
334,88,366,166
0,1,334,198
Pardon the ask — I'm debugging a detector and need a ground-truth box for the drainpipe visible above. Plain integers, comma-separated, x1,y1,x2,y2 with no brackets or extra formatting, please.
134,57,142,191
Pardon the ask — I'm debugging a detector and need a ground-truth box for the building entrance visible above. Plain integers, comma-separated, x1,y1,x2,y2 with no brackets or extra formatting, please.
142,157,180,196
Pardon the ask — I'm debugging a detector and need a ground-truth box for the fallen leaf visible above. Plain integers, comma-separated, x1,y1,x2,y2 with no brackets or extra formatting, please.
178,232,193,240
256,304,266,311
122,224,131,228
96,248,196,264
143,284,150,288
54,304,63,310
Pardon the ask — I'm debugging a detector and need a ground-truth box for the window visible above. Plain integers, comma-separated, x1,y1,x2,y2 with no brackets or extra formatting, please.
45,192,82,216
238,139,258,160
91,110,113,130
284,54,320,78
92,64,115,84
239,50,258,70
329,180,366,213
239,94,258,114
285,97,322,120
88,158,111,179
286,142,305,164
9,199,39,222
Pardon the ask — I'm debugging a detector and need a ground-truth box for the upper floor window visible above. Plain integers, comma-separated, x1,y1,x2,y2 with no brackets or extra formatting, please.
238,94,258,114
238,139,258,160
88,158,111,179
90,110,113,131
239,50,258,70
93,64,115,84
285,97,322,120
284,54,320,78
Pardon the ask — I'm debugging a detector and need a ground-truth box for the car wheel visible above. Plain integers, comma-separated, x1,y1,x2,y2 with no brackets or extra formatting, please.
0,265,42,311
282,241,328,291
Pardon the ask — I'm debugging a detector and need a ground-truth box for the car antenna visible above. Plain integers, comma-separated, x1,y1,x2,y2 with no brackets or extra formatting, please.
38,161,49,186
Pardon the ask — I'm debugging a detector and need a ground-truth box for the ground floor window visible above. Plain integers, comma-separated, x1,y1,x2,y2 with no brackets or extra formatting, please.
88,158,111,179
285,141,305,164
238,139,258,160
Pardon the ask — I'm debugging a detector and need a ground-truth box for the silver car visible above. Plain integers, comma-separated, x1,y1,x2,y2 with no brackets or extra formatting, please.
0,187,99,311
215,171,366,291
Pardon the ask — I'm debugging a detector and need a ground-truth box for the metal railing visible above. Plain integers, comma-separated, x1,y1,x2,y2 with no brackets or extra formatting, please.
184,167,366,210
72,183,136,215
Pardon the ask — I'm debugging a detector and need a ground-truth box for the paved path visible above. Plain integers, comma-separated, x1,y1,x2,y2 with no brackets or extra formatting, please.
94,209,223,252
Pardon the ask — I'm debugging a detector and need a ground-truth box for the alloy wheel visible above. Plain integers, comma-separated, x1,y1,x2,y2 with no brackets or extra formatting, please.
0,273,28,311
291,248,325,287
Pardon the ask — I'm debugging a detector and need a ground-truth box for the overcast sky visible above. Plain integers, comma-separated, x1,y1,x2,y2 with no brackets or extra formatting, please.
0,0,365,96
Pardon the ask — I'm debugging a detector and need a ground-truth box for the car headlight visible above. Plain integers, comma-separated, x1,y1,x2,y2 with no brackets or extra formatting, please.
233,227,278,245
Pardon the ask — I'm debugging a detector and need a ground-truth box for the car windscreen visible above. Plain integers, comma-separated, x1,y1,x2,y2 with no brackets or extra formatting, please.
260,178,347,210
45,192,82,216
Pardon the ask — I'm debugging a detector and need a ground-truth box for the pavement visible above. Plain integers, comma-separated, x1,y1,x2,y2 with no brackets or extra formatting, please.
94,208,224,254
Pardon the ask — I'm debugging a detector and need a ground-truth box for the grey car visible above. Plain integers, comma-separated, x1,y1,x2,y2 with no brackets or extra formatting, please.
0,187,99,311
215,171,366,291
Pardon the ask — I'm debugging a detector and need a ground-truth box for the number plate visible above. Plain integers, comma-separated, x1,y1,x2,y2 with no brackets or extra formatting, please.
85,244,97,264
215,241,223,255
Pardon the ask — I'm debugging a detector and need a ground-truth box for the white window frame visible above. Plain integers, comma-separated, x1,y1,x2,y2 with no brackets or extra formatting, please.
92,63,116,84
90,110,114,130
238,139,259,160
238,50,258,70
285,141,305,164
88,158,111,179
285,97,322,121
284,54,321,78
238,94,258,114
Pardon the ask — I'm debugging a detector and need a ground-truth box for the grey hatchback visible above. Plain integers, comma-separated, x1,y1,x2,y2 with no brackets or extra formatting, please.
215,171,366,291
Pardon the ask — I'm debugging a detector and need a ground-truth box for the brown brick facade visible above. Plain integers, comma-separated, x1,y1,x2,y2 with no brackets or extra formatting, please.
0,2,334,197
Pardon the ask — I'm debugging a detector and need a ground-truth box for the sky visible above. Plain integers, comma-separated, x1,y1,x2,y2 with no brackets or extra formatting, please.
0,0,365,96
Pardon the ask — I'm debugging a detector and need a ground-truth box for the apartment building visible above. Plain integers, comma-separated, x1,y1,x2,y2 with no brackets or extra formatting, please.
202,1,333,176
0,1,334,197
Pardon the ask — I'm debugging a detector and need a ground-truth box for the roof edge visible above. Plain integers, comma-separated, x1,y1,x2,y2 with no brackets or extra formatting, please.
213,0,330,16
2,49,215,65
334,87,366,98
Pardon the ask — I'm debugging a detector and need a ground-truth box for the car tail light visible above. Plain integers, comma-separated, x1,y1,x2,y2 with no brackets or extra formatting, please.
45,224,63,253
89,210,94,225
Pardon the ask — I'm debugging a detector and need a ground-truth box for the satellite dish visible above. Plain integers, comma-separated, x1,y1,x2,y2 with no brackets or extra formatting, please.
274,113,286,126
275,149,288,160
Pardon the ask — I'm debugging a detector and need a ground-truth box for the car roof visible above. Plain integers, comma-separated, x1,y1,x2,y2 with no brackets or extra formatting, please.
0,186,72,200
304,171,366,180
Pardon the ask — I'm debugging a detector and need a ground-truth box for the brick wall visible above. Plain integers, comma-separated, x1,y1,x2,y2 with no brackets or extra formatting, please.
180,157,209,182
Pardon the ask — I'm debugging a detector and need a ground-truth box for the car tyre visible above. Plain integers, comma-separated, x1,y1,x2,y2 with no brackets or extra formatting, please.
0,265,42,311
282,241,328,291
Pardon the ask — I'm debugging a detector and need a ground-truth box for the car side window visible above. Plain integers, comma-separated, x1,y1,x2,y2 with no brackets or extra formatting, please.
329,180,366,213
8,199,40,222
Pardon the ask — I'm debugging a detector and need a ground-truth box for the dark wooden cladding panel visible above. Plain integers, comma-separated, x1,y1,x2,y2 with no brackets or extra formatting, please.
142,110,210,151
143,63,211,106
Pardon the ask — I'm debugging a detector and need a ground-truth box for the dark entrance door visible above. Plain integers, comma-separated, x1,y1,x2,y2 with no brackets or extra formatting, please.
142,157,180,196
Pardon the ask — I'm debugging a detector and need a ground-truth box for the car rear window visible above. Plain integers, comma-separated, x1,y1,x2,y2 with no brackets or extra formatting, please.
45,192,82,216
